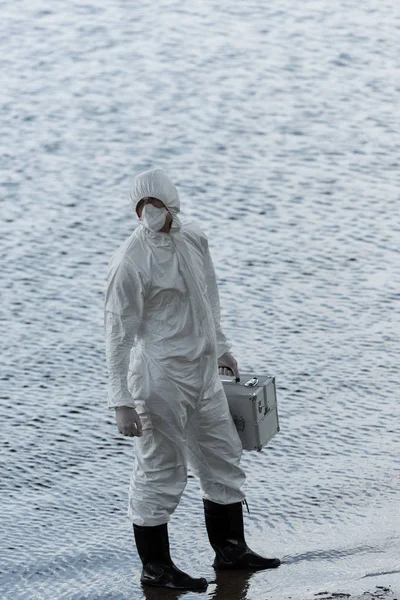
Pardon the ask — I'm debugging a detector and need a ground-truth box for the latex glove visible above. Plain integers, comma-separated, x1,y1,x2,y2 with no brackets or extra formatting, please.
115,406,142,437
218,352,240,380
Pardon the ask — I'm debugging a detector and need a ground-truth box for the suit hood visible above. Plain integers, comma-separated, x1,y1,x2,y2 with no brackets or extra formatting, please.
129,168,182,231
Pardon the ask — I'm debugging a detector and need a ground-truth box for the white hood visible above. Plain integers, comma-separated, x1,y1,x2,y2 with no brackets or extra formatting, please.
129,168,182,231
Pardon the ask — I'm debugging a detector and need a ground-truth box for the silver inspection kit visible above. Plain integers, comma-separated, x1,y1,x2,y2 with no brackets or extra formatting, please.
221,373,280,452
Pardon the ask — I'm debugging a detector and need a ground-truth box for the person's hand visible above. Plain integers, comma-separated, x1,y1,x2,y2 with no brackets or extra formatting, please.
218,352,240,379
115,406,142,437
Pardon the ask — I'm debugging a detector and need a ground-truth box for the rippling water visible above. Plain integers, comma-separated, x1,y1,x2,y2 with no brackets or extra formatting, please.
1,0,399,598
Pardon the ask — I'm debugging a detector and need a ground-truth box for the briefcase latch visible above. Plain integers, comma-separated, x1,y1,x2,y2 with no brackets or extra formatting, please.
245,377,259,387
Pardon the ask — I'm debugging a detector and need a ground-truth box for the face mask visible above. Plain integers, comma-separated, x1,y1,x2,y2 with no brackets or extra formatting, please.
140,204,169,232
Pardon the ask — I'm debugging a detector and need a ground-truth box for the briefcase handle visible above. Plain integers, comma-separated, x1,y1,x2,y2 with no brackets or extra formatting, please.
219,374,241,384
220,375,261,387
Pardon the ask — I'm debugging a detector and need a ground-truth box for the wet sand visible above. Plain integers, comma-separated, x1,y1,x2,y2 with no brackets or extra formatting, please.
133,578,399,600
130,563,400,600
137,579,399,600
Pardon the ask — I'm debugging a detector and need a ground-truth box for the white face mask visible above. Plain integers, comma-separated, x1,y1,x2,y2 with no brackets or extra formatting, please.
140,204,169,232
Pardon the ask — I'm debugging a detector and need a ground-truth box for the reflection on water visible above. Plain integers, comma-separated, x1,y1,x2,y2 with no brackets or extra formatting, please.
139,570,255,600
207,570,255,600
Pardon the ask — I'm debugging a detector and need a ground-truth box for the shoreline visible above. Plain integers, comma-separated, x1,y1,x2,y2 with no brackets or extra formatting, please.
300,574,400,600
307,586,396,600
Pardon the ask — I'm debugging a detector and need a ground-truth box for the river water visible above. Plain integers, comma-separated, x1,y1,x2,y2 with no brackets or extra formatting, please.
1,0,399,599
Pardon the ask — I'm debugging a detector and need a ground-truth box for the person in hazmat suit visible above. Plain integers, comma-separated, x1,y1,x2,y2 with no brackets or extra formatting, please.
104,168,281,592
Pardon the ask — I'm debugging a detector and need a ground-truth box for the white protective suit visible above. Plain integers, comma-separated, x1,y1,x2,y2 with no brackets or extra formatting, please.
104,168,246,526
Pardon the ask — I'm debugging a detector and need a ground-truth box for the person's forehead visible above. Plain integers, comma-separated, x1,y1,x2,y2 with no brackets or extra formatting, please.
140,196,164,203
135,196,167,215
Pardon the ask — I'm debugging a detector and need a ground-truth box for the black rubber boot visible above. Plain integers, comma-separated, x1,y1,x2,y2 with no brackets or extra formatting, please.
133,523,208,591
203,499,281,570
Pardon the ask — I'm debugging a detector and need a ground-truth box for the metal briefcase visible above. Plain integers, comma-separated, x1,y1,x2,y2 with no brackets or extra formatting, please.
221,373,280,452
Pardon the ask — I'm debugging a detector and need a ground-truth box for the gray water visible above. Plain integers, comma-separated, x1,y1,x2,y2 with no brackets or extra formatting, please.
1,0,399,599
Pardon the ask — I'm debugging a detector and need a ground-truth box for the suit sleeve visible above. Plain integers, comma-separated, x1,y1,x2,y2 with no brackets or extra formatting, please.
104,259,145,410
202,236,233,359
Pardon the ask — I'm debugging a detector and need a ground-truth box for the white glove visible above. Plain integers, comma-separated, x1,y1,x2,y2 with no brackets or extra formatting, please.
218,352,240,379
115,406,142,437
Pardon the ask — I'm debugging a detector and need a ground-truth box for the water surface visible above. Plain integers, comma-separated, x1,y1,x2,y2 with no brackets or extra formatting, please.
1,0,399,598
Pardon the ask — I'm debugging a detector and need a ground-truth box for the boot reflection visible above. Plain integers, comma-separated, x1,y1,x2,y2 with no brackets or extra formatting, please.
140,569,254,600
140,584,195,600
210,569,255,600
